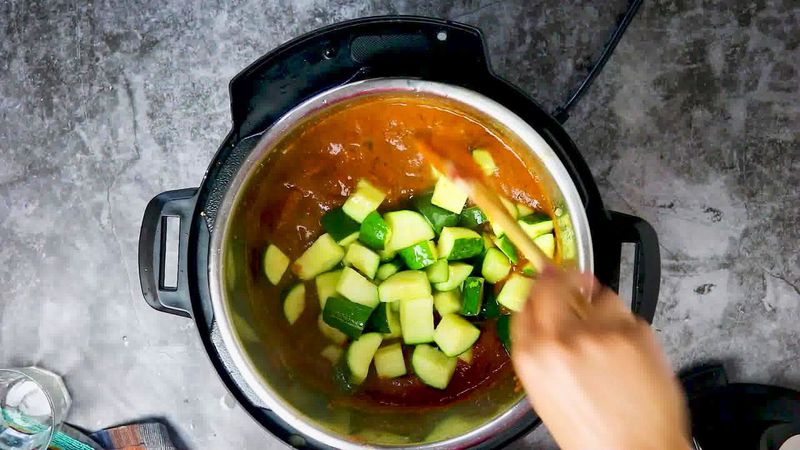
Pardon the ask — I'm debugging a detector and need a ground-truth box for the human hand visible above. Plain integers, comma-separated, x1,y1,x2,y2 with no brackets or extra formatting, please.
511,268,690,450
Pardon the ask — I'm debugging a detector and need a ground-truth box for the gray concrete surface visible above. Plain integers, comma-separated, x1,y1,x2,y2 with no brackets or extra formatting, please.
1,0,797,448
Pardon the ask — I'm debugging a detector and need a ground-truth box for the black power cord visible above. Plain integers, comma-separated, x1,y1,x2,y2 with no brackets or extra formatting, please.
552,0,644,123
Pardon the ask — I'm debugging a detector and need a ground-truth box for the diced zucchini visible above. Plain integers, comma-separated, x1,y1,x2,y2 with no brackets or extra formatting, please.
283,283,306,325
399,296,435,344
359,211,391,250
491,219,505,237
461,277,484,316
412,193,460,234
482,232,495,250
399,240,438,270
426,259,449,283
263,244,290,285
293,233,345,280
384,210,435,252
318,314,348,345
343,242,380,279
376,261,402,281
458,347,473,364
434,289,462,315
338,231,360,247
323,295,373,339
438,227,484,260
501,197,519,218
336,267,379,308
482,248,511,283
321,207,361,242
378,271,431,303
516,202,535,217
518,212,554,239
366,303,391,333
480,289,502,319
374,343,407,378
493,234,519,264
378,247,397,262
521,262,537,277
315,270,341,310
346,333,383,384
321,345,343,364
412,344,457,389
342,179,386,223
384,305,402,338
497,315,512,354
430,177,469,214
472,149,498,176
459,206,488,229
496,274,534,312
434,314,481,356
433,263,473,291
534,233,556,259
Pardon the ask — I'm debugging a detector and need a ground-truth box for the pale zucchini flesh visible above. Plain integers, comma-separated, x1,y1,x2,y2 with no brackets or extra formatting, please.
384,210,435,252
434,314,481,357
433,263,473,291
336,267,380,308
412,344,457,389
346,333,383,384
318,314,348,345
433,290,462,315
343,242,380,279
315,270,342,310
263,244,290,285
342,179,386,223
399,296,435,344
374,343,407,378
430,177,469,214
283,283,306,325
496,273,534,312
293,233,345,280
378,270,431,302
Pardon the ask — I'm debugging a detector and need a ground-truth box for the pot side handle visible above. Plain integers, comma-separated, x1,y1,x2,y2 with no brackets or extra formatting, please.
138,188,198,318
608,210,661,323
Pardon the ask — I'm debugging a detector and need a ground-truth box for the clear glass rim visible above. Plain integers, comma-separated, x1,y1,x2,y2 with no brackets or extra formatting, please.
0,368,57,450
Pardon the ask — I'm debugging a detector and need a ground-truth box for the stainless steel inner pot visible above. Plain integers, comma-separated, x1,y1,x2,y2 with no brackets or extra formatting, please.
208,79,593,448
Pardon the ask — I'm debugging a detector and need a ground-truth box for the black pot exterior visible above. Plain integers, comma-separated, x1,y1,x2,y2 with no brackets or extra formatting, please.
138,16,660,449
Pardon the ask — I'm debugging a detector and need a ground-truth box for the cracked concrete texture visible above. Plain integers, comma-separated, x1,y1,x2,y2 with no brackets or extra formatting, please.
0,0,797,449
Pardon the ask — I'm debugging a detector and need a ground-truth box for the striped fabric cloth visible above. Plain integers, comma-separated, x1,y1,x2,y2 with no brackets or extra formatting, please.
49,422,176,450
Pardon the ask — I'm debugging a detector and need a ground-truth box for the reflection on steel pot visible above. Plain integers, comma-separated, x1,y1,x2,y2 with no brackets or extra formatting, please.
138,16,660,449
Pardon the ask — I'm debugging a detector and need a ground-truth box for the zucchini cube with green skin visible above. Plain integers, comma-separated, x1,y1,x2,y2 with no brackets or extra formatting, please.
337,232,360,247
336,267,379,308
293,233,345,280
461,277,484,316
376,261,402,281
374,343,407,378
482,248,511,283
378,270,431,303
412,344,457,389
458,347,473,364
434,289,462,315
263,244,290,285
359,211,391,250
342,179,386,223
383,305,402,338
534,233,556,259
384,210,435,253
496,273,534,312
521,262,537,277
480,290,502,320
343,242,380,279
426,259,449,283
412,193,460,234
283,283,306,325
493,234,519,265
431,177,469,214
321,207,361,242
315,270,342,310
346,333,383,384
438,227,484,261
471,149,498,176
399,296,435,344
398,240,438,270
365,303,392,333
433,263,473,291
318,314,348,345
500,197,519,219
434,314,481,357
518,212,554,239
378,247,397,262
458,206,488,229
323,295,373,339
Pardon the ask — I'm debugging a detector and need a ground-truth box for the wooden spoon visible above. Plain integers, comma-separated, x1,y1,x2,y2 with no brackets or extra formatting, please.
414,138,590,319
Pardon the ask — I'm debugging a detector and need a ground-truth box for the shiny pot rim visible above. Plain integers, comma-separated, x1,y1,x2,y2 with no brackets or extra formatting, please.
208,78,594,449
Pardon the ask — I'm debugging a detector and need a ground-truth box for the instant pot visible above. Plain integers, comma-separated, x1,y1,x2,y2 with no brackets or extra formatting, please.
138,14,659,449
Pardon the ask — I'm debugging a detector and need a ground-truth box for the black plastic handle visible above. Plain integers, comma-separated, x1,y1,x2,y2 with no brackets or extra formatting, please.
608,211,661,323
228,16,490,138
138,188,198,318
